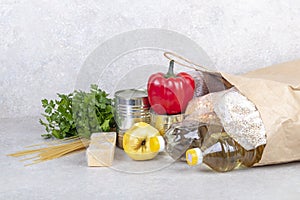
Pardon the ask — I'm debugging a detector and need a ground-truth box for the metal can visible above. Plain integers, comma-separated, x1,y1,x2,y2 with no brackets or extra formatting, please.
150,110,185,136
114,89,150,148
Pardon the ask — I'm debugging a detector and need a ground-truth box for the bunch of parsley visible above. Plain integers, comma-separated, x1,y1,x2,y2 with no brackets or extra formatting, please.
39,84,116,139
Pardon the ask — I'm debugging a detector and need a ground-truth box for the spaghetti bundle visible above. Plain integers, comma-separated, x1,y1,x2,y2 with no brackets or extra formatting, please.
8,137,89,165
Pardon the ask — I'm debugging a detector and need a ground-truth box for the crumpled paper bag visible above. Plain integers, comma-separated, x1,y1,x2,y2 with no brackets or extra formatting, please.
221,59,300,165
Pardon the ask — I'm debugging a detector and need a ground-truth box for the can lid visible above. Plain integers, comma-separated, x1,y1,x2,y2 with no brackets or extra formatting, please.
186,148,203,166
150,136,165,153
114,89,149,106
115,89,147,99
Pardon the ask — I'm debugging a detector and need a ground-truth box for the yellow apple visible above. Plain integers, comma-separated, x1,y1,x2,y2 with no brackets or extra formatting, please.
123,122,160,160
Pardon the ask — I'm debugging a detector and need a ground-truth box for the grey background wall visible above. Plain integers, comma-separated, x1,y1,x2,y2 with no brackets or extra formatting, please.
1,0,299,118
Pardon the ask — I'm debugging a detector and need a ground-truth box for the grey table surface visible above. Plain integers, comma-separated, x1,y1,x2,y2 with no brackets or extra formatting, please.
1,117,299,200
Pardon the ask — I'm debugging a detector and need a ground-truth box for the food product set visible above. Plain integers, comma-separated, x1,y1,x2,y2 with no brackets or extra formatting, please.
90,59,267,172
9,54,300,172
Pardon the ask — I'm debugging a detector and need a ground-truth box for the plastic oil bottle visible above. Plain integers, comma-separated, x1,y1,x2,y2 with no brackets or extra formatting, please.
150,121,223,161
186,131,265,172
150,123,195,161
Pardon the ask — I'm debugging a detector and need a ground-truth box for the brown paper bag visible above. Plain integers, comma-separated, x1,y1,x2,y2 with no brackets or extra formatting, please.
221,59,300,165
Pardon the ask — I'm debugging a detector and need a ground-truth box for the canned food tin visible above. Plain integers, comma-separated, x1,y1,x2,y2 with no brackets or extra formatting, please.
114,89,151,148
150,110,185,135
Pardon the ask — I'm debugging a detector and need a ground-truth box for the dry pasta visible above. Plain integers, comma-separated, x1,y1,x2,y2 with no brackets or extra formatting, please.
8,137,90,166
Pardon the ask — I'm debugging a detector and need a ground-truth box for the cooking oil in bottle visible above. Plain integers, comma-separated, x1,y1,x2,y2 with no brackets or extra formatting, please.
150,121,223,161
150,122,198,160
186,132,265,172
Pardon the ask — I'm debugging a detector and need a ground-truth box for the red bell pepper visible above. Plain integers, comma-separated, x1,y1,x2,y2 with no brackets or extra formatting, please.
147,60,195,115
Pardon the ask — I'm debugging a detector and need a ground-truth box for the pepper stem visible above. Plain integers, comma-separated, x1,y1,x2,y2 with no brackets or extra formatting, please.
165,60,175,78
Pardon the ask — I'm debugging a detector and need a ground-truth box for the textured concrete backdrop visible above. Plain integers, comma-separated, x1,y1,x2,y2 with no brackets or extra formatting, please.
0,0,300,118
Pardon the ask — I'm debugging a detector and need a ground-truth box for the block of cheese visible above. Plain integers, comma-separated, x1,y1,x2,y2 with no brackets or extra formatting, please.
86,132,116,167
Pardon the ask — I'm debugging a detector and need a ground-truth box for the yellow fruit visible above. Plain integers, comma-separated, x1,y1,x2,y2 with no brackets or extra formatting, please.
123,122,160,160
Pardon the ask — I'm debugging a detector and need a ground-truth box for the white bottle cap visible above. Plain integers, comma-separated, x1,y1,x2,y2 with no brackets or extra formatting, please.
186,148,203,166
157,136,165,152
150,136,165,152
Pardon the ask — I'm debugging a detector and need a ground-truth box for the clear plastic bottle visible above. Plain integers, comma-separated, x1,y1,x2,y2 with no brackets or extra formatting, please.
186,132,265,172
150,121,223,161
